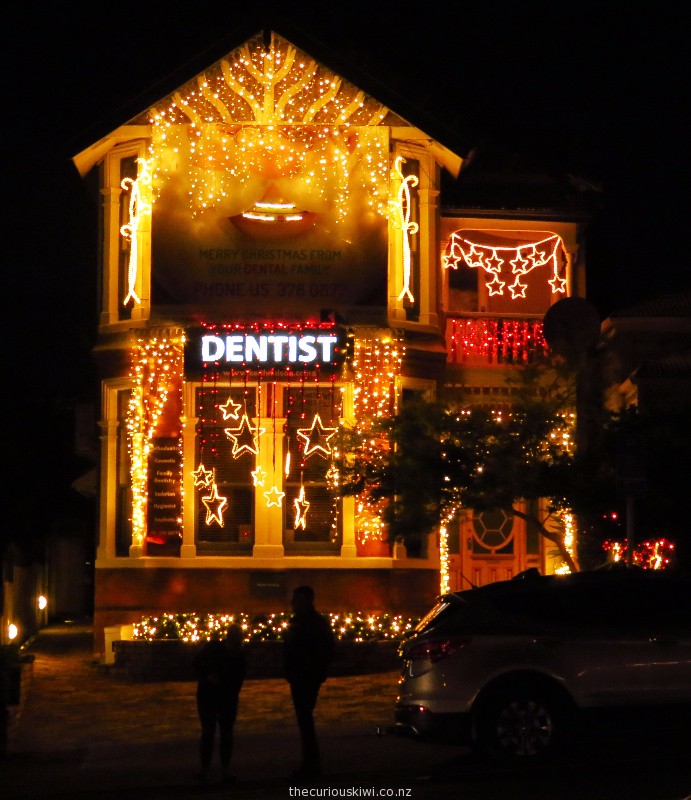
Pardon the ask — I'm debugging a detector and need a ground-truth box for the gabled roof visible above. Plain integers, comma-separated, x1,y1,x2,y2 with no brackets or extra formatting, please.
72,24,469,178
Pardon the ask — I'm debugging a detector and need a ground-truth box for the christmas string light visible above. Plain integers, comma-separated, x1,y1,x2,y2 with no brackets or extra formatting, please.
553,509,576,574
146,33,391,221
604,538,675,569
127,332,185,549
446,317,548,365
264,485,285,507
439,524,451,595
251,466,267,486
192,464,214,488
443,231,568,299
219,396,242,420
350,332,404,545
134,611,420,643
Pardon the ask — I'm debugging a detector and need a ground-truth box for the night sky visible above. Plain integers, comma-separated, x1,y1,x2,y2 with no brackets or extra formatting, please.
3,2,690,527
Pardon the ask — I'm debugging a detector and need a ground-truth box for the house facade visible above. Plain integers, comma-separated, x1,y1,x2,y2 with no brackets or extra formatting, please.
73,31,587,654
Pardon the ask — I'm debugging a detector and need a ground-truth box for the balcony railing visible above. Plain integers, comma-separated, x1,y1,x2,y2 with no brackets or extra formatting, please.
445,316,547,366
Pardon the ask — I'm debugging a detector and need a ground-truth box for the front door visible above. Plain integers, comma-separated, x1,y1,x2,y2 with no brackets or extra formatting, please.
447,506,543,590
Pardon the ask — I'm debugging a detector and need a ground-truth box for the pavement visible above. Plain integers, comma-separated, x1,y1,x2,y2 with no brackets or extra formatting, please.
4,621,691,800
0,619,466,799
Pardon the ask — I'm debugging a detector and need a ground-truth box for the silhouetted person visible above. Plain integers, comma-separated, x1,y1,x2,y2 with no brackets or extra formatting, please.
283,585,335,779
192,623,246,784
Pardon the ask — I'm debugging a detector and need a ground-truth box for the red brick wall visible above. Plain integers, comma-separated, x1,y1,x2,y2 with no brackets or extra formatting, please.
93,567,438,654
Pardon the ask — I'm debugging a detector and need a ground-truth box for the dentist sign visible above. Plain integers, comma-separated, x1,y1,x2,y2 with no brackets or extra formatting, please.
186,326,347,374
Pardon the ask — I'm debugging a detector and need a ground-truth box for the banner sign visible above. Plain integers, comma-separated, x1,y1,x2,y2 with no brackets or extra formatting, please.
147,437,183,542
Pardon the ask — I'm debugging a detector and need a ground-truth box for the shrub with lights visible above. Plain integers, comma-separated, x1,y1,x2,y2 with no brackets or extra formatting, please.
133,612,419,643
603,538,675,570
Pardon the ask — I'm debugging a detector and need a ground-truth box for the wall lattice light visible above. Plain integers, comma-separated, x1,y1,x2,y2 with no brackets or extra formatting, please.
127,332,185,549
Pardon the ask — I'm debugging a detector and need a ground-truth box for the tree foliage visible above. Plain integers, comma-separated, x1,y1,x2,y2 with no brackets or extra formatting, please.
337,361,619,573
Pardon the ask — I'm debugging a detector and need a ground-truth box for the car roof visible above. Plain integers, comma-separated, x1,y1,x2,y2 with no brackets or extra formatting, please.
446,567,691,606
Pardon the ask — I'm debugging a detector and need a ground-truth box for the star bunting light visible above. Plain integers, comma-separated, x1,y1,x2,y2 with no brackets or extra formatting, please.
443,231,568,299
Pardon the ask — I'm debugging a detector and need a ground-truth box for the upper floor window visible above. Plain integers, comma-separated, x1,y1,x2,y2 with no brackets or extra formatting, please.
283,386,343,552
118,156,139,320
194,387,256,553
101,143,150,329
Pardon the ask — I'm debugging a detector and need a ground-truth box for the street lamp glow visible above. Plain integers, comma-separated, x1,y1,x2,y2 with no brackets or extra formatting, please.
8,623,18,640
38,595,48,610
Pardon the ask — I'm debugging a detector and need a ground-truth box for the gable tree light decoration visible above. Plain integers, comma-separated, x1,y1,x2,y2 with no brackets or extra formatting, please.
146,34,391,223
119,35,426,311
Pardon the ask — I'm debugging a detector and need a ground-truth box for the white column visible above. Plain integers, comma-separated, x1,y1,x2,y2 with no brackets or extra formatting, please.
97,419,118,561
252,416,285,558
99,185,121,327
180,411,198,558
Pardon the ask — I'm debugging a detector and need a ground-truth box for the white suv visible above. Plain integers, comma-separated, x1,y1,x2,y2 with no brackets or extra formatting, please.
395,568,691,760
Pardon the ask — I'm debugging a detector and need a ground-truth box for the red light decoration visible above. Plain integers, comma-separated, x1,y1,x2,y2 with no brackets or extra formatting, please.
603,538,675,569
445,317,548,365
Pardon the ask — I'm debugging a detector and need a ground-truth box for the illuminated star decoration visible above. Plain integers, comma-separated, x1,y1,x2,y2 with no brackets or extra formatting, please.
486,273,506,296
508,277,528,299
264,485,285,507
201,482,228,526
297,414,338,458
549,274,568,293
251,466,267,486
219,396,242,420
192,463,214,489
224,414,266,457
293,485,311,529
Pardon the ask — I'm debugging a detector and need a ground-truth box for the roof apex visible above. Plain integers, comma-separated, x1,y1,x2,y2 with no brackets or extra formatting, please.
71,23,470,171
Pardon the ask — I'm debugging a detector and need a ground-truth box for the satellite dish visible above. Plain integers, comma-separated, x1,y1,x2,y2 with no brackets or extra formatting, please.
543,297,600,358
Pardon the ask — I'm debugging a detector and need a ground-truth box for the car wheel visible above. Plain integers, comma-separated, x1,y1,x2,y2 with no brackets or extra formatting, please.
476,685,565,761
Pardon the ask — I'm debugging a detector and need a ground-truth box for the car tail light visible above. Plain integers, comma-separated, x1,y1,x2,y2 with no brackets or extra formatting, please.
406,636,471,662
